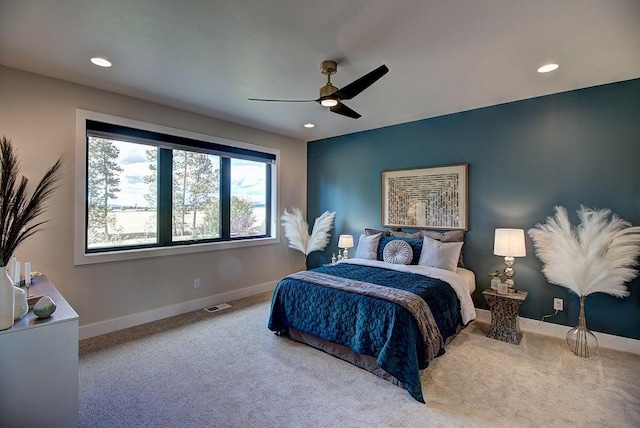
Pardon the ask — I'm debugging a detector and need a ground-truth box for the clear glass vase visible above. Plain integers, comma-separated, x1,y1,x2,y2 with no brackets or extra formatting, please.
566,295,598,357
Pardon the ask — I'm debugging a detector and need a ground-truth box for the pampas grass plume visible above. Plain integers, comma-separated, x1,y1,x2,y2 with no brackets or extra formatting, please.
528,205,640,298
281,207,335,259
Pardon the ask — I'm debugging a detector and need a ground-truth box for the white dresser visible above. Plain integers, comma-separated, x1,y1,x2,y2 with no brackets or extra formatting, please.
0,276,79,427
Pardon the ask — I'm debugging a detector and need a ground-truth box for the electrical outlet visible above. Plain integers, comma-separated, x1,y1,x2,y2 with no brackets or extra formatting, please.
554,298,563,311
193,278,200,289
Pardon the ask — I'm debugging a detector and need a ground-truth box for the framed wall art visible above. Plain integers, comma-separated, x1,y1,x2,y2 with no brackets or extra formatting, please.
381,163,468,230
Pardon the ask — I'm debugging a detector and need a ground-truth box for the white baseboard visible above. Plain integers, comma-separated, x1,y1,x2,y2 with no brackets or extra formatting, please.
79,287,640,355
475,308,640,355
79,280,278,340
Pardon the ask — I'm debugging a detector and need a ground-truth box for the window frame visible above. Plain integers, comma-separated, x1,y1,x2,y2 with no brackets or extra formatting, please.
74,109,279,265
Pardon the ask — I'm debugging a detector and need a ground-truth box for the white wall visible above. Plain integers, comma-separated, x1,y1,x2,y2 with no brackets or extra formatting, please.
0,66,307,337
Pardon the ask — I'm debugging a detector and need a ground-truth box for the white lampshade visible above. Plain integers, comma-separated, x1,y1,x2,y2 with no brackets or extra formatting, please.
493,229,526,257
338,234,354,249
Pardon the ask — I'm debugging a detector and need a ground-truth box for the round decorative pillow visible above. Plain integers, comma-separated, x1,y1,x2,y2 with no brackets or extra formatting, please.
383,240,413,265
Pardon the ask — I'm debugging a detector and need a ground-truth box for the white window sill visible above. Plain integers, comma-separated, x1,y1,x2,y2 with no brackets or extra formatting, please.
74,235,279,265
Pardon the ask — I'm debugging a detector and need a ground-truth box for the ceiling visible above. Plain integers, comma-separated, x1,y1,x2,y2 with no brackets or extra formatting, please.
1,1,639,142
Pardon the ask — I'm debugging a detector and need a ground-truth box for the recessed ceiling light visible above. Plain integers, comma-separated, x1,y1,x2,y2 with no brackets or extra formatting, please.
537,63,559,73
91,57,112,68
303,123,315,128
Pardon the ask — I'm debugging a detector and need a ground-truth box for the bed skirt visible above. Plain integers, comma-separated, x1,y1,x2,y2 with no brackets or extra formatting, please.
286,327,405,389
285,322,468,398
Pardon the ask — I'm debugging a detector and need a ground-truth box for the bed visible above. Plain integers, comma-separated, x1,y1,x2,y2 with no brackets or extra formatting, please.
268,233,476,402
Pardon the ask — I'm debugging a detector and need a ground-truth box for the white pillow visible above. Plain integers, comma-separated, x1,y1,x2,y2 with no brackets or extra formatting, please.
354,233,382,260
418,236,463,272
383,240,413,265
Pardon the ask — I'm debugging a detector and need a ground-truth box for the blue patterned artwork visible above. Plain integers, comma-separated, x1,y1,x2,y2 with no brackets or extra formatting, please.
382,163,468,230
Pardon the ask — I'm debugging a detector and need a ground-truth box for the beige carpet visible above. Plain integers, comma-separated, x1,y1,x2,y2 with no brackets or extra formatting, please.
79,292,640,427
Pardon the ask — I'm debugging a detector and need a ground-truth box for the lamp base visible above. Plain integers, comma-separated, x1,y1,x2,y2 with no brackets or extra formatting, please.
503,257,516,292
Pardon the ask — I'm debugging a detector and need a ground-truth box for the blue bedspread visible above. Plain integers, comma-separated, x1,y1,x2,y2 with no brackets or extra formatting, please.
267,262,462,402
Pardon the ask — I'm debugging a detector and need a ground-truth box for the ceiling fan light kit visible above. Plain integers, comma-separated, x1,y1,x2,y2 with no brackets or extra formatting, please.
320,98,338,107
249,60,389,119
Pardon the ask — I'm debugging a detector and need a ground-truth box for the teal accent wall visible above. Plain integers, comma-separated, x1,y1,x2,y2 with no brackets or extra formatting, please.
307,78,640,340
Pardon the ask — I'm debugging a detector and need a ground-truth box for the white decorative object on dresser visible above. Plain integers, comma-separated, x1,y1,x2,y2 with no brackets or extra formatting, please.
0,276,79,427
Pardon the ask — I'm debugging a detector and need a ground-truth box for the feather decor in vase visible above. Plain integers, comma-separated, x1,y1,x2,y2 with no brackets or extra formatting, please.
528,205,640,357
281,207,335,268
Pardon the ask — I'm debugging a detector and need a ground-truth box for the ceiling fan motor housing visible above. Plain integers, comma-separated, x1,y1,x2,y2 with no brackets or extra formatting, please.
319,83,338,98
319,60,339,99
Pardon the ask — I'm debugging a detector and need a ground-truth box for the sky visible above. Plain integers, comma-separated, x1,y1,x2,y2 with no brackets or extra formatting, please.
107,140,266,208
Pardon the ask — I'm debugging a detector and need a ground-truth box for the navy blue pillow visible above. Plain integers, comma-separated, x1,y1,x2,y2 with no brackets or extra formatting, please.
377,236,423,265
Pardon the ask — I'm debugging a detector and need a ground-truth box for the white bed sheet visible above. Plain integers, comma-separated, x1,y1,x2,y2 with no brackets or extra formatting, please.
456,267,476,294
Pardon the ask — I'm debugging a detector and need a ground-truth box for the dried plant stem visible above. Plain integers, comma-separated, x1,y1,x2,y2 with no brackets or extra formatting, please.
566,295,597,357
0,136,64,266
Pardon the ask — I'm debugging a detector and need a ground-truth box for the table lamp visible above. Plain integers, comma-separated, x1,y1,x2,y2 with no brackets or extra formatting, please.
493,228,526,291
338,234,354,260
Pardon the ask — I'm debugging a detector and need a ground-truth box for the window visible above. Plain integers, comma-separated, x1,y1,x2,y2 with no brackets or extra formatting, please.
75,110,279,264
87,137,159,249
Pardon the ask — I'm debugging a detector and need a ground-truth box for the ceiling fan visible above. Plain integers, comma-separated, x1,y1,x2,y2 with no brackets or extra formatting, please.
248,61,389,119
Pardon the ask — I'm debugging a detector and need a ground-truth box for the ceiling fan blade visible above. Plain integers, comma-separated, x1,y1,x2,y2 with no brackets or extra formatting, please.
332,64,389,101
248,98,316,102
330,102,361,119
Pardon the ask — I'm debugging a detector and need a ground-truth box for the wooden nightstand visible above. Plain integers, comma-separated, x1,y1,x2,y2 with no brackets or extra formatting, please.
482,289,528,345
